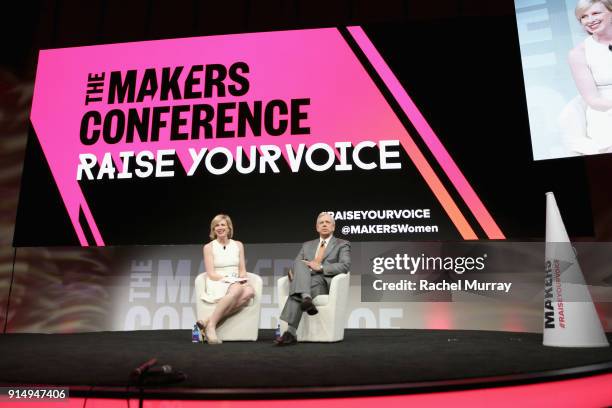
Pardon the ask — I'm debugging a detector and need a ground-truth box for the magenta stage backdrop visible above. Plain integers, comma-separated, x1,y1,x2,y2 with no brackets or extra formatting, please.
14,21,593,246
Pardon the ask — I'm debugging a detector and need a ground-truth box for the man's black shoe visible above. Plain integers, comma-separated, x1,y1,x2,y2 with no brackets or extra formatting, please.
274,331,298,346
300,297,319,315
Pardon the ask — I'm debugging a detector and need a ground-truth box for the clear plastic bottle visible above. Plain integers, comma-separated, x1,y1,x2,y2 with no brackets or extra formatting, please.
192,324,201,343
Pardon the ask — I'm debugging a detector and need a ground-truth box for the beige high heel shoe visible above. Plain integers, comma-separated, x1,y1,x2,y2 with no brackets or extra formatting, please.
195,320,208,342
197,320,222,344
205,327,222,345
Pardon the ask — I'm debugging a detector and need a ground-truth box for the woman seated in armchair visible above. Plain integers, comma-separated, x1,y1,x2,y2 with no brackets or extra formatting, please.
196,214,255,344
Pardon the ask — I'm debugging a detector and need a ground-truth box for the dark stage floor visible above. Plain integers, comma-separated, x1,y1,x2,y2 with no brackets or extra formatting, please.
1,329,611,397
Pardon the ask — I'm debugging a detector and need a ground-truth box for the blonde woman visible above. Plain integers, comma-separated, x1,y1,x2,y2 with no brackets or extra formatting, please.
566,0,612,153
196,214,254,344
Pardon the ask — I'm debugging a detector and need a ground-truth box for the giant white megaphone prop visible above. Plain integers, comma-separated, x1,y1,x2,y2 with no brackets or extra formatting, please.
543,192,608,347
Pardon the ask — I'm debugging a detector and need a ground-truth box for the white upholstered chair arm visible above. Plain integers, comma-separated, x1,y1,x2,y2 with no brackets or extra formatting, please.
277,275,289,299
194,273,208,302
327,273,349,305
327,273,350,333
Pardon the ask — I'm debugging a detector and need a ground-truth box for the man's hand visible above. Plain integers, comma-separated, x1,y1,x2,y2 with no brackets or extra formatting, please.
302,260,323,272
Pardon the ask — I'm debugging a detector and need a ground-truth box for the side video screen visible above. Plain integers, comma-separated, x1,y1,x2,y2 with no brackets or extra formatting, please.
515,0,612,160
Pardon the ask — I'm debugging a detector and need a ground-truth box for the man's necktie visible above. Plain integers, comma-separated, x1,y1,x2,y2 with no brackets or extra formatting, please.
314,240,326,264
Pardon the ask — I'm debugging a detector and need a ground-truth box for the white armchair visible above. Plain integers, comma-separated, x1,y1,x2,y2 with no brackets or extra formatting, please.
194,272,262,341
277,273,350,342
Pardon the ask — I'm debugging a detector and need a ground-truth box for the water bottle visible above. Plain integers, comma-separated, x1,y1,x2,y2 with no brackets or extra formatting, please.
275,323,281,339
192,324,201,343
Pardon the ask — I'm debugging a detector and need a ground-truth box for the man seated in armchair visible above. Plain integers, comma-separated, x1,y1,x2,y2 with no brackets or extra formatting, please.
275,212,351,346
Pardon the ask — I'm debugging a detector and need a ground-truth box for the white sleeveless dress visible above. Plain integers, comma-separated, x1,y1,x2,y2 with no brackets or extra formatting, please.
584,36,612,151
203,239,240,303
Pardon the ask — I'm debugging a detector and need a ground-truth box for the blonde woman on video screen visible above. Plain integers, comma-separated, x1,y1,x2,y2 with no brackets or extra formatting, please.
566,0,612,153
